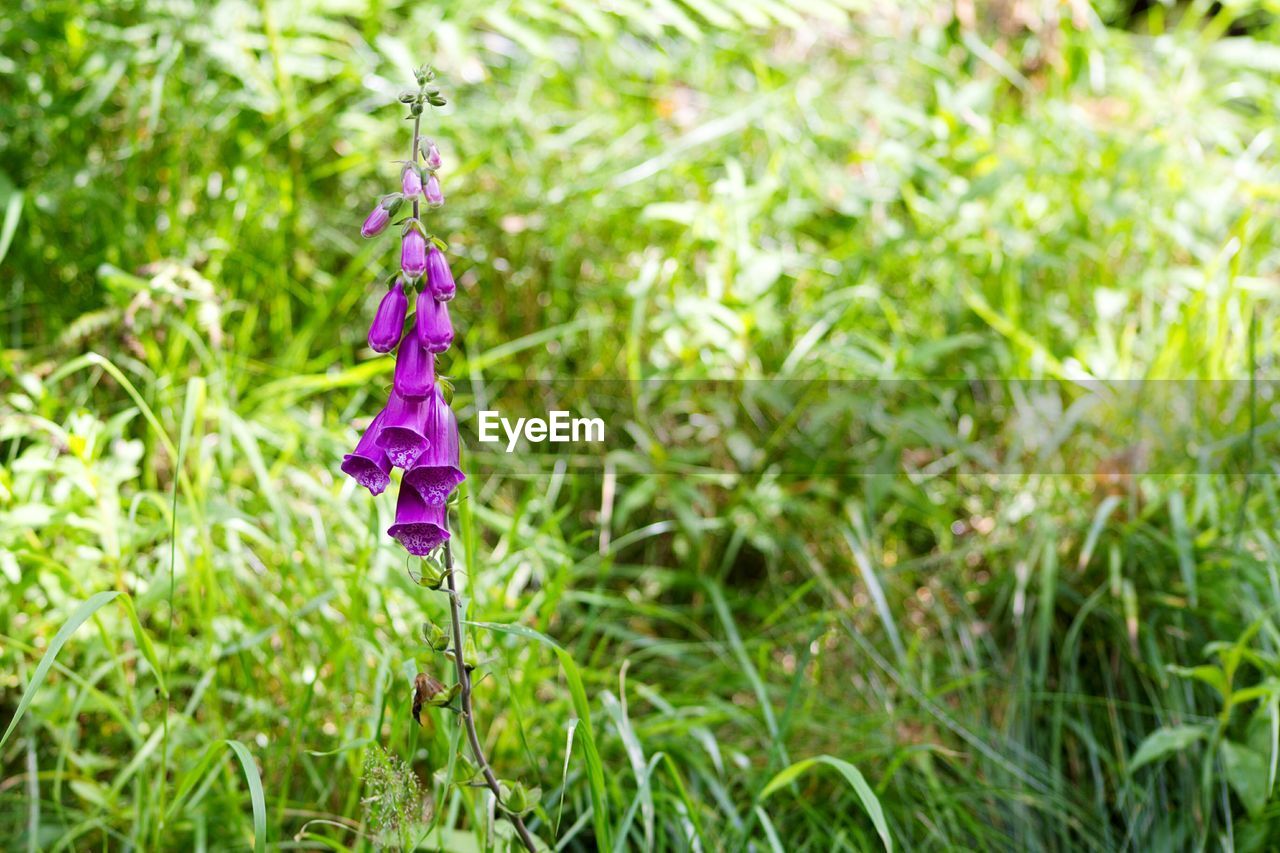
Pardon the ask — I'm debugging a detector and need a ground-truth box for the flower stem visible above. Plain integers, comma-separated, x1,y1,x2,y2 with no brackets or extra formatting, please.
442,540,538,851
410,112,422,222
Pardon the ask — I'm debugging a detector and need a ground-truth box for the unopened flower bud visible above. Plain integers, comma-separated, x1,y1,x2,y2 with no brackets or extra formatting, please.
498,781,541,816
401,224,428,278
361,195,404,238
367,279,407,353
426,245,456,301
394,336,434,399
416,295,453,353
402,165,423,197
424,140,442,170
361,204,390,238
422,621,450,651
424,174,444,208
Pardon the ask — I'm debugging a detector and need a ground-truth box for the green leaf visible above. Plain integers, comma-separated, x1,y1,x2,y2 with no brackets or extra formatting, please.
0,183,23,266
165,732,267,845
0,590,121,751
165,742,225,822
1078,495,1122,571
305,737,372,757
1168,665,1229,699
1168,490,1197,605
1222,740,1269,818
469,620,610,850
1129,725,1208,773
759,755,892,852
225,740,267,853
117,592,168,697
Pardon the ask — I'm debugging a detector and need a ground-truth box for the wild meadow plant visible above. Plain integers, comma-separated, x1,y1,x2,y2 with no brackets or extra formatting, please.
342,67,540,850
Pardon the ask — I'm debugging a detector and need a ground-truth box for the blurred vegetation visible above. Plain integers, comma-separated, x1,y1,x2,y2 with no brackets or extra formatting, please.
4,0,1280,850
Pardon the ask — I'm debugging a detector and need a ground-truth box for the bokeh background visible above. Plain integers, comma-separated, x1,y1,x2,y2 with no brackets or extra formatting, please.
4,0,1280,849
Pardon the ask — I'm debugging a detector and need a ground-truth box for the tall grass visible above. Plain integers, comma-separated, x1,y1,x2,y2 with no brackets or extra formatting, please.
3,1,1280,849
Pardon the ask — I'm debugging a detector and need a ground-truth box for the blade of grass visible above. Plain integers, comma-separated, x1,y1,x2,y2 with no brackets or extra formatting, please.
1,590,121,751
468,620,613,850
759,755,892,852
225,739,268,853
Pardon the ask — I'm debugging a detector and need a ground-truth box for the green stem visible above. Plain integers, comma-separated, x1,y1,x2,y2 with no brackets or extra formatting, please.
442,540,538,851
410,111,422,222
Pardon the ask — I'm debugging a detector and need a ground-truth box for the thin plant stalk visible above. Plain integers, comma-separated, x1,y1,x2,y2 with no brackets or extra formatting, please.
443,540,538,851
410,112,422,220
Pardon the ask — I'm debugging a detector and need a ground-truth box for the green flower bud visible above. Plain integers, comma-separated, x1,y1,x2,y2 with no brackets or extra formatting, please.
428,682,461,708
445,636,479,672
498,781,541,816
421,620,450,652
416,561,446,590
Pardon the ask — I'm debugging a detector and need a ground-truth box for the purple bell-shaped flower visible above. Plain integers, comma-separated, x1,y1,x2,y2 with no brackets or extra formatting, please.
388,483,450,555
404,393,466,506
375,392,431,469
340,411,392,495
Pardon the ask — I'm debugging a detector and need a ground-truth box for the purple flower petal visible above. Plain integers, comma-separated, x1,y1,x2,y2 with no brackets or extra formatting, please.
361,204,390,238
401,226,427,279
375,392,430,469
393,336,435,399
340,411,391,495
426,246,456,302
404,394,465,505
424,174,444,207
368,280,408,353
416,295,453,354
424,140,442,170
388,483,450,555
402,165,423,197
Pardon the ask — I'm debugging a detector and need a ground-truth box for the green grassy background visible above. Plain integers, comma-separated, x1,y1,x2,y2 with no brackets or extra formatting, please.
4,0,1280,849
